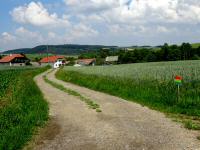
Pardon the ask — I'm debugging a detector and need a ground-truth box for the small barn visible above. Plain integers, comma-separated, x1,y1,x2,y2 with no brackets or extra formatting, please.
75,58,96,66
0,54,30,66
105,56,119,64
39,56,65,68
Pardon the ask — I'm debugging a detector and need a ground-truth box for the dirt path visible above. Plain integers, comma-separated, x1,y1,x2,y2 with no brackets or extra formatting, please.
33,69,200,150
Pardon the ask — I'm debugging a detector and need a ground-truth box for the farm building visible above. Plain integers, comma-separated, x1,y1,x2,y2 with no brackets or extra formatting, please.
75,58,96,66
105,56,119,64
0,54,30,66
39,56,65,68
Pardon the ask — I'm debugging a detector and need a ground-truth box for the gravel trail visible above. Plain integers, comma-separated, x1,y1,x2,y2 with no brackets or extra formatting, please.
33,69,200,150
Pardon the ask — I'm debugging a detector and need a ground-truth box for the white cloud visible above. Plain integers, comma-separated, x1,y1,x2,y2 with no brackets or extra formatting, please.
63,0,119,12
70,23,99,39
48,32,56,39
1,32,16,43
64,0,200,24
0,23,99,50
109,24,135,34
11,2,70,27
157,26,169,33
15,27,42,40
0,27,45,50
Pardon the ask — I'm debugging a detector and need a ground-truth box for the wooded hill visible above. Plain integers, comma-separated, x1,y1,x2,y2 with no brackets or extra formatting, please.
2,44,117,55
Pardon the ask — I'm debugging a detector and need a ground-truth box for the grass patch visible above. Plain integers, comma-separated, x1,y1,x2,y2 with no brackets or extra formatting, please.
0,67,49,150
184,121,200,130
43,73,101,112
96,109,102,113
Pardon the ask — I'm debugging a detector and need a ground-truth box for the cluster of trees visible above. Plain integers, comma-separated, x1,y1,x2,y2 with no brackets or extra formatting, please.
79,43,200,64
118,43,200,63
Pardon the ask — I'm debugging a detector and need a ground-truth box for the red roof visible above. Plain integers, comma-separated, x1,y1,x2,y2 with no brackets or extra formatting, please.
40,56,65,63
77,58,96,65
0,54,25,63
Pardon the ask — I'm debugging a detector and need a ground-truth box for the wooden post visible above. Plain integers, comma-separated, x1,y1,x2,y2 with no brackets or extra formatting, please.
177,84,180,102
175,75,182,103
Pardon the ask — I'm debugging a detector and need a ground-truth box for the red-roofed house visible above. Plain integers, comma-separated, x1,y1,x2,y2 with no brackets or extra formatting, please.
0,54,30,66
75,58,96,66
39,55,65,68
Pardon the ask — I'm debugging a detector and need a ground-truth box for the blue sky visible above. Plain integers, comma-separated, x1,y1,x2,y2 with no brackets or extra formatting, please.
0,0,200,50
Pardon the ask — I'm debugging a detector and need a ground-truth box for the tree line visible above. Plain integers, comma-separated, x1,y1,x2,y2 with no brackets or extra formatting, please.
78,43,200,64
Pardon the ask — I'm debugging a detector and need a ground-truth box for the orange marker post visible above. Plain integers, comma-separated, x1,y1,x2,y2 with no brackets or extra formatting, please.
174,75,183,102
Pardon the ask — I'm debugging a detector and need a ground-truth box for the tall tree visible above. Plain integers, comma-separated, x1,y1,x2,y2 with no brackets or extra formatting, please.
180,43,192,60
99,49,110,58
162,43,169,61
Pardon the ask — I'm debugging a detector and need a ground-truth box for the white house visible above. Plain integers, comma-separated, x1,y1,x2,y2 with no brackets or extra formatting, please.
54,59,64,68
40,55,65,68
105,56,119,64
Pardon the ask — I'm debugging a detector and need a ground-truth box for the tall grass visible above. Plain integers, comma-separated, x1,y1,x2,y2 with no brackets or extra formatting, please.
56,60,200,117
0,67,49,150
62,60,200,81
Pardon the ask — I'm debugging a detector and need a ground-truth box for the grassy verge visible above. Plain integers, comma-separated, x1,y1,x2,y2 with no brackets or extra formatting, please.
56,69,200,134
0,67,49,150
43,73,101,112
168,114,200,130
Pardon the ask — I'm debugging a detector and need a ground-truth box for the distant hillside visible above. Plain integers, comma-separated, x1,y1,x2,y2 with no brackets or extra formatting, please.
191,43,200,48
2,48,32,54
2,44,118,55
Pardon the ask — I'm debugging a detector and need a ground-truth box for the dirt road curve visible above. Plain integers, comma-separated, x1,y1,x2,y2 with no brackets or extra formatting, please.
33,69,200,150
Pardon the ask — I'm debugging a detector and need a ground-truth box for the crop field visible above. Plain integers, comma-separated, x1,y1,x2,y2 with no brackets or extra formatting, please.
62,60,200,81
56,60,200,117
0,66,49,149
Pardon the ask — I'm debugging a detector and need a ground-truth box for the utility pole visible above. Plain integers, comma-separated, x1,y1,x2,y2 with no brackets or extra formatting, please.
47,45,49,64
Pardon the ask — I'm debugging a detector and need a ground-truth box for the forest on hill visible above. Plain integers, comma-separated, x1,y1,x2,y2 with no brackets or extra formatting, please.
2,44,117,55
